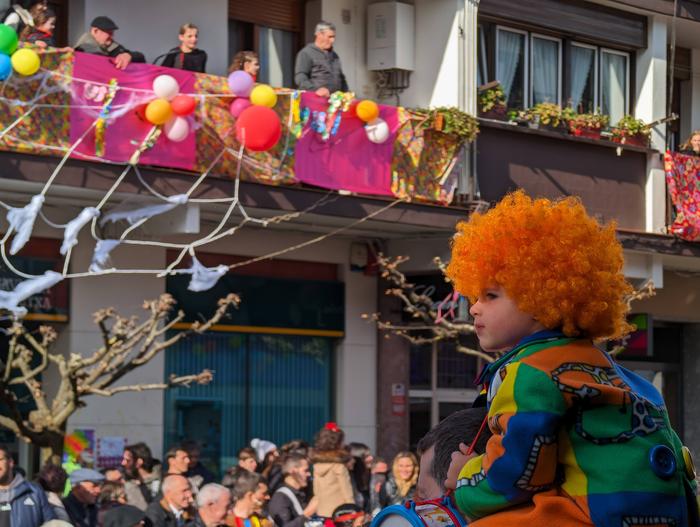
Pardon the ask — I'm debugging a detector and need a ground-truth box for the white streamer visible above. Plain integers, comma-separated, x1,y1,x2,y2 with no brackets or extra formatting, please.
99,194,188,226
60,207,100,255
89,239,120,273
6,195,44,255
178,257,229,292
0,271,63,317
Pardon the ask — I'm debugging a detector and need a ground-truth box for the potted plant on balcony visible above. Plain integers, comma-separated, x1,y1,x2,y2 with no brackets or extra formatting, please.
519,103,568,131
478,82,507,120
567,113,609,140
611,115,651,147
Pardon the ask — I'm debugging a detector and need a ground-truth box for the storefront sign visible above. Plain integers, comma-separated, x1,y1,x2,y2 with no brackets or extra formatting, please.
391,383,406,416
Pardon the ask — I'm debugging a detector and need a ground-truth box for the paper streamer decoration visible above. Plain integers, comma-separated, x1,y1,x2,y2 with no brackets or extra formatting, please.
100,194,188,226
180,257,229,292
60,207,100,255
89,239,120,273
6,194,44,255
0,270,63,317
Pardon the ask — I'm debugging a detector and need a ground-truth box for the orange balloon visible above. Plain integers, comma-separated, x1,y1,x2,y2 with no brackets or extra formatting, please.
356,100,379,122
145,98,173,125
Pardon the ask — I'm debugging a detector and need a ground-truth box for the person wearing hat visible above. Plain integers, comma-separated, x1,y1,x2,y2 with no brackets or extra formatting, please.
103,504,152,527
331,504,365,527
74,16,145,70
62,468,104,527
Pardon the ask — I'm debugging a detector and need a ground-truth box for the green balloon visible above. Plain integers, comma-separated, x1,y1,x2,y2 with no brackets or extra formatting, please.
0,24,18,56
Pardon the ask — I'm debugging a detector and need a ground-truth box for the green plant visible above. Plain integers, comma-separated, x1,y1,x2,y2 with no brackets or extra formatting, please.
568,112,610,130
611,115,651,137
478,85,506,113
520,102,566,128
410,107,479,144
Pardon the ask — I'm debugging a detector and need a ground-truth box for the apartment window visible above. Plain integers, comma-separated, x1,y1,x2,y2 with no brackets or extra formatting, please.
483,23,631,115
568,43,597,113
600,49,630,125
531,35,561,105
496,27,527,109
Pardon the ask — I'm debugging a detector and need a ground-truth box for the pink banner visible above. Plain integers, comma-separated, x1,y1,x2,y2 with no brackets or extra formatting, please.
70,52,196,170
294,93,400,196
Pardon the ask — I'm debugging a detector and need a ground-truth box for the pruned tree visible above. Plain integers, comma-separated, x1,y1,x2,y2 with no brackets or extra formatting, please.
0,293,239,462
364,253,655,362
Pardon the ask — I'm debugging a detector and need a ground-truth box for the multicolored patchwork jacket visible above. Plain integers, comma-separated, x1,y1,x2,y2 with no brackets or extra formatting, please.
454,331,696,527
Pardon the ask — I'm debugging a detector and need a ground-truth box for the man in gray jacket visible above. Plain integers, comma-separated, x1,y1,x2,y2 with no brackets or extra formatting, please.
0,445,55,527
294,21,349,97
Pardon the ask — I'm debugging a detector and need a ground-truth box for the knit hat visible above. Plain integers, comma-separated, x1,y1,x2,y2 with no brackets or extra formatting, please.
250,438,277,461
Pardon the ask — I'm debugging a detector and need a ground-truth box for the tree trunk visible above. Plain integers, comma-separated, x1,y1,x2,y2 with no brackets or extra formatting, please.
39,429,65,466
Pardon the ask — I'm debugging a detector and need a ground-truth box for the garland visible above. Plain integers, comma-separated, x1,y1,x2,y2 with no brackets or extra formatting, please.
93,79,119,157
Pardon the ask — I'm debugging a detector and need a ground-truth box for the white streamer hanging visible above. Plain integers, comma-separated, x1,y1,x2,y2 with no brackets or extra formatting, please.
179,257,229,292
0,271,63,317
89,239,120,273
99,194,188,226
60,207,100,255
6,195,44,255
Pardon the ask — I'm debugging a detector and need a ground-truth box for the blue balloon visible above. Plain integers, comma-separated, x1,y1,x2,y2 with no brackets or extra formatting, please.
0,53,10,80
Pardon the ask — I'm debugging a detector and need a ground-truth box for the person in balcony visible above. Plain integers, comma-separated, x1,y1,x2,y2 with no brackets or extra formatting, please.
679,130,700,156
20,8,72,52
160,23,207,73
229,50,260,81
2,0,46,35
294,21,348,98
74,16,145,70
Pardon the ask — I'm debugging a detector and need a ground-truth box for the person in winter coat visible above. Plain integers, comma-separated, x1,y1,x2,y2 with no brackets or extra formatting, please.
192,483,230,527
311,423,354,518
160,23,207,73
269,454,318,527
0,446,55,526
145,474,194,527
379,452,418,508
63,468,105,527
73,16,145,70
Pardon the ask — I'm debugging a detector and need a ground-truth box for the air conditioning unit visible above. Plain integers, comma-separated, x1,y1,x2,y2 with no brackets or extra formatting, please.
367,2,415,71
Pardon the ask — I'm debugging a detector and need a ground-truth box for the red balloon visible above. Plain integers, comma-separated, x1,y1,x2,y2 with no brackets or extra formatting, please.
235,106,282,152
171,94,196,116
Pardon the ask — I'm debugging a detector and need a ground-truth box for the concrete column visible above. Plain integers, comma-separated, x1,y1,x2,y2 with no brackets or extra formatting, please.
635,15,668,233
682,324,700,461
376,277,411,460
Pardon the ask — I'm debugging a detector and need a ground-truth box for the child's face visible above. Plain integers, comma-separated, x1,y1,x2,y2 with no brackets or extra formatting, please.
469,285,545,352
38,17,55,33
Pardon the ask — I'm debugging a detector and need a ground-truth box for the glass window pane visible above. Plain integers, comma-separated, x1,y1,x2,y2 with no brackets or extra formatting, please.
409,398,431,451
410,343,432,389
438,402,470,421
478,26,488,86
496,29,526,109
259,26,296,88
568,45,596,113
531,37,560,105
601,51,628,124
437,341,478,389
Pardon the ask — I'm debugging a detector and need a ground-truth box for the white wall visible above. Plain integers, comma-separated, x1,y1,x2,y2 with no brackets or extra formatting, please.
396,0,460,108
68,0,230,76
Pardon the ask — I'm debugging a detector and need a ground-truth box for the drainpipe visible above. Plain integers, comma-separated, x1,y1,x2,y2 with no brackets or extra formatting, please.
458,0,480,201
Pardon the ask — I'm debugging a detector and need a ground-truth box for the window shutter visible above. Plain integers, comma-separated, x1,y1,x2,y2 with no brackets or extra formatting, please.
229,0,302,32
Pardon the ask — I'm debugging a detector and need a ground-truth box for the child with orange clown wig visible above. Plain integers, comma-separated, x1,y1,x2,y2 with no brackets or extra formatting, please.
442,191,696,527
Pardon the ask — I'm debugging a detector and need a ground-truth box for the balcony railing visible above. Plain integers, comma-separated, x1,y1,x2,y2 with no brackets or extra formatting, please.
0,47,472,206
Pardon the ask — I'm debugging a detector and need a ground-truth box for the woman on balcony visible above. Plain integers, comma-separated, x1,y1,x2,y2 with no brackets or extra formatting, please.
679,130,700,156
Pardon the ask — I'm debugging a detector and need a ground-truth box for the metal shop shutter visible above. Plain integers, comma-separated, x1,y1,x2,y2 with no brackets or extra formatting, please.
229,0,302,32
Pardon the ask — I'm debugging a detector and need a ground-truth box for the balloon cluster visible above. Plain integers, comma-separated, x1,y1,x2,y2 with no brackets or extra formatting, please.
0,24,41,79
143,74,196,142
355,99,390,144
227,70,281,152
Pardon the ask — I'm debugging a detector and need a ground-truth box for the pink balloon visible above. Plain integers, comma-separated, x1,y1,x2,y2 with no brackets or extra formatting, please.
230,98,252,118
228,70,254,97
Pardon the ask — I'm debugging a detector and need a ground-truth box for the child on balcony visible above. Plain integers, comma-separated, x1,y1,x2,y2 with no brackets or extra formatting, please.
443,191,697,526
19,8,70,52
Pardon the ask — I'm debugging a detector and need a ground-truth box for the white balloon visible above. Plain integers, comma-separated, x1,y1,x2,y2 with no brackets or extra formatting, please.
164,116,190,142
365,117,390,144
153,74,180,100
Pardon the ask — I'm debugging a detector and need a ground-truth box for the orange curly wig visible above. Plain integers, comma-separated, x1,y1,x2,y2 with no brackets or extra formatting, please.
446,191,633,340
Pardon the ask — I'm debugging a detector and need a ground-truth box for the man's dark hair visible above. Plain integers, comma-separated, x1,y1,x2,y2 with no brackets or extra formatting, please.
125,442,154,471
38,463,67,493
181,440,201,456
281,453,307,476
237,447,257,461
416,407,491,490
231,470,264,501
0,446,11,461
165,444,187,461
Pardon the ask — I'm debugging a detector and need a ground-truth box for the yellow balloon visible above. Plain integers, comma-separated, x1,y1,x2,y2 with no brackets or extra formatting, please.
145,99,173,125
250,84,277,108
11,48,40,76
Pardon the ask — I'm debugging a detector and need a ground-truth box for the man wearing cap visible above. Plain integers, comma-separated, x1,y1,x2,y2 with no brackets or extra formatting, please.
62,468,104,527
74,16,145,70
